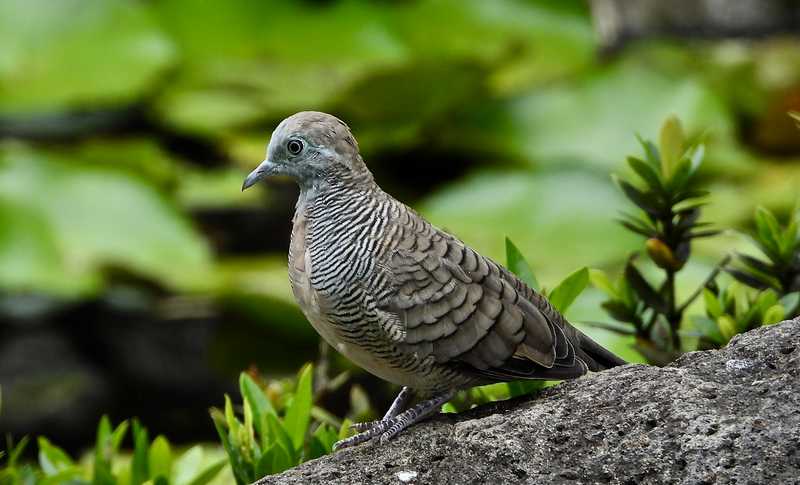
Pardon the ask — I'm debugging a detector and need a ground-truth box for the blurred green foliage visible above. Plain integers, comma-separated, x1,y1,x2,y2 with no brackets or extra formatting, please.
211,366,352,483
0,418,228,485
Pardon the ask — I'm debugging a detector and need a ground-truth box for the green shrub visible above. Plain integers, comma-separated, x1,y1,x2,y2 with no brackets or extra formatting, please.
727,206,800,317
211,365,351,484
0,418,225,485
592,116,726,364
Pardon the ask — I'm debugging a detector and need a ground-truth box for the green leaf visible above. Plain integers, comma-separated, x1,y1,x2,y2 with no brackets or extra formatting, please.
283,364,313,451
754,206,783,261
717,315,738,342
186,459,227,485
614,176,661,216
239,372,276,450
588,269,616,298
37,437,74,476
507,380,545,398
93,416,117,485
666,156,693,194
659,115,685,178
505,237,540,291
0,0,175,114
131,420,150,485
703,288,723,319
270,442,293,475
637,135,661,169
762,305,785,325
626,156,662,191
547,267,589,314
266,414,296,466
691,315,725,345
441,402,458,414
7,436,30,467
223,395,242,446
0,144,213,295
307,425,338,460
174,446,214,485
780,292,800,314
149,436,172,481
688,144,705,173
337,418,353,442
624,261,667,314
211,410,249,485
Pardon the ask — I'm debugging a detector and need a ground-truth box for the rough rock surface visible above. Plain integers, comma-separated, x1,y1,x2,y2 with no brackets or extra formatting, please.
258,319,800,485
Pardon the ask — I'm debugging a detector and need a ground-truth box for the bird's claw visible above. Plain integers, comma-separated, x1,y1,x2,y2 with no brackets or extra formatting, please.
333,417,398,451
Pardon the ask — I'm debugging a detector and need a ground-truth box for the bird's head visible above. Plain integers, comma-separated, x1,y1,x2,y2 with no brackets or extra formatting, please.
242,111,371,192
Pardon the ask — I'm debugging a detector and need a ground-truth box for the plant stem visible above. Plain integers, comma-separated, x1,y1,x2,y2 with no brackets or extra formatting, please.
676,254,732,315
665,269,681,351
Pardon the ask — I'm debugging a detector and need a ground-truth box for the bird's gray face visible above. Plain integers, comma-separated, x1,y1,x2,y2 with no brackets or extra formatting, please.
241,111,362,192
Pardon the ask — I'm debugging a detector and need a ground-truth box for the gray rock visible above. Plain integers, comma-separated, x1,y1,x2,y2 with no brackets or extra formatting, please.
257,318,800,485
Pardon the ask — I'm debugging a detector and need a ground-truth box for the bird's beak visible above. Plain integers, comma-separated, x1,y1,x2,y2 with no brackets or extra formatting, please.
241,160,277,191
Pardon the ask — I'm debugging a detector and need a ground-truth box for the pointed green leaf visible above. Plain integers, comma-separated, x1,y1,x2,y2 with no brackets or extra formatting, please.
270,442,293,475
703,289,722,319
37,438,74,476
762,305,785,325
93,416,116,485
636,134,661,169
689,144,705,173
239,373,276,450
149,436,172,481
131,420,150,485
624,261,667,314
504,237,540,291
548,267,589,314
283,364,313,451
754,206,782,260
266,414,296,465
717,315,738,342
337,419,353,444
626,156,662,191
659,115,684,178
691,315,725,345
186,459,227,485
589,269,617,298
614,176,661,216
223,395,242,446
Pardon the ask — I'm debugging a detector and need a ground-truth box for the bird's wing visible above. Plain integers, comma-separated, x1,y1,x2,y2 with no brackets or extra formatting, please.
380,228,587,381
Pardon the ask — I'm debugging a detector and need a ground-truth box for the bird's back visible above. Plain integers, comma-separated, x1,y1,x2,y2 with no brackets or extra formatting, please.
291,182,625,393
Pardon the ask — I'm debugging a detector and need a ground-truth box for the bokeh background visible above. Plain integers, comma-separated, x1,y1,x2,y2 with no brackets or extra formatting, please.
1,0,799,454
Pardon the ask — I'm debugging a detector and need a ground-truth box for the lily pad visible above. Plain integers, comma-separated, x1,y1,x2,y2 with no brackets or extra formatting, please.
151,0,593,136
419,169,640,283
439,55,740,172
0,142,211,295
0,0,175,115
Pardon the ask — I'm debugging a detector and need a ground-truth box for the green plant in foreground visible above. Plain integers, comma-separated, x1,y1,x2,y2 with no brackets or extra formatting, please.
444,238,590,411
0,417,225,485
594,115,722,365
727,206,800,317
692,283,795,348
211,365,351,484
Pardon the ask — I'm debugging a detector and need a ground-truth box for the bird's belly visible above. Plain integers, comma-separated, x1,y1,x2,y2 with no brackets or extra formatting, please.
290,266,440,388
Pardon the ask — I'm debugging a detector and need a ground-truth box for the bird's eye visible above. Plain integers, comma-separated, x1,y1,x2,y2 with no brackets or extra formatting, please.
287,139,303,155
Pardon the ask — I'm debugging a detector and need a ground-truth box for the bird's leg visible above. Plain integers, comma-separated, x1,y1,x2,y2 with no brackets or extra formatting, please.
334,390,453,450
350,386,413,433
377,391,454,444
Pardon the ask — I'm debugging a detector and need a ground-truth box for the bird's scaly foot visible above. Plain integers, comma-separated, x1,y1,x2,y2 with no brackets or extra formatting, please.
333,390,454,450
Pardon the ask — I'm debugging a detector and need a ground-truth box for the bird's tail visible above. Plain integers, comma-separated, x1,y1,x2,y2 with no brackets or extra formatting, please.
574,328,627,371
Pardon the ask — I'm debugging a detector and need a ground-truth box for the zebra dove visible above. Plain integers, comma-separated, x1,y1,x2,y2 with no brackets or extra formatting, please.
242,111,626,449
